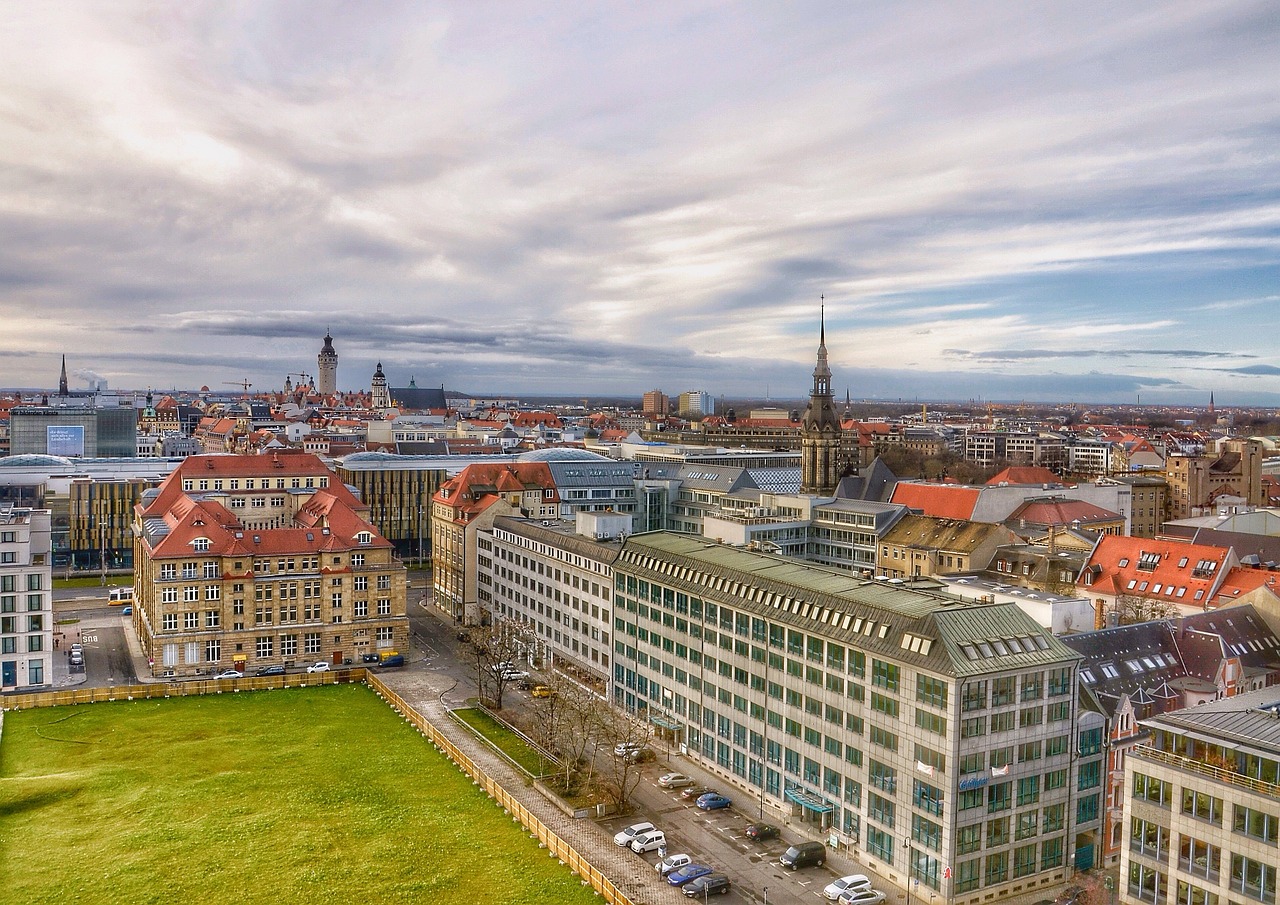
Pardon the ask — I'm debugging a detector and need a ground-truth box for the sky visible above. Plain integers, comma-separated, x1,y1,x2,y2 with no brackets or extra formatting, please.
2,2,1278,405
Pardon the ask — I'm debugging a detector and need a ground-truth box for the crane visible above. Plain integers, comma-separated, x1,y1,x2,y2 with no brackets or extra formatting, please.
286,372,313,390
222,379,252,399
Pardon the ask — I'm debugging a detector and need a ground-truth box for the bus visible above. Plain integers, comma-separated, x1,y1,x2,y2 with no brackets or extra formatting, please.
108,586,135,605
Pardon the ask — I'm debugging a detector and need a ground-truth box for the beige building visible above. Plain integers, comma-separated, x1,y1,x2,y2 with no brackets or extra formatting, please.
1166,439,1265,520
879,515,1019,579
1122,686,1280,905
132,453,407,677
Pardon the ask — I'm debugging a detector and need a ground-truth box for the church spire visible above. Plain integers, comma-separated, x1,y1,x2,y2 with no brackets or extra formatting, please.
59,354,68,396
801,297,842,496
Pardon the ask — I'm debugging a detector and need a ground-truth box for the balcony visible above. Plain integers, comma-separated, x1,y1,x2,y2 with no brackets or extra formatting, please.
1133,745,1280,799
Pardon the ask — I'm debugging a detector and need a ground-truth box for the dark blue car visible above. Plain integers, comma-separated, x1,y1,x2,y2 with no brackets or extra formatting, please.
667,864,714,886
696,793,732,810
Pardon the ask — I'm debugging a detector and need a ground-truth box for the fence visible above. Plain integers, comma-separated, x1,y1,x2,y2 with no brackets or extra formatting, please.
367,674,635,905
1,670,634,905
0,669,369,709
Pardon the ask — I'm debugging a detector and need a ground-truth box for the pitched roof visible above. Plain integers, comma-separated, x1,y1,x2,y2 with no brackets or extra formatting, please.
1061,621,1183,715
986,466,1061,486
881,513,1015,554
890,482,981,520
1180,604,1280,669
1007,497,1123,529
1079,534,1233,606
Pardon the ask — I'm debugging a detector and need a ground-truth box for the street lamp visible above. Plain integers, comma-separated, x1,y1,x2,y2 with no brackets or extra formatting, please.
763,886,769,905
904,840,913,905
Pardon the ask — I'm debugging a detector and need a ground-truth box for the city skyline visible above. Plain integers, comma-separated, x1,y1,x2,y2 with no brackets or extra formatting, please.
2,3,1278,403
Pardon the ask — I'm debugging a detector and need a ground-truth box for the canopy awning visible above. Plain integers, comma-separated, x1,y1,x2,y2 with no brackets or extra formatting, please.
784,787,835,813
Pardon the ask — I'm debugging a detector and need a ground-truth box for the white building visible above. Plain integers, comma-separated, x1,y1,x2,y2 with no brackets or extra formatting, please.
1,507,53,690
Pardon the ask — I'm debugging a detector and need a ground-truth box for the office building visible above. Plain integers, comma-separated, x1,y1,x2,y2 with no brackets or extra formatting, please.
9,402,138,458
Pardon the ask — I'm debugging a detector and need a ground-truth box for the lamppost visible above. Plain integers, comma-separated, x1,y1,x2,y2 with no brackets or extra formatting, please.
904,840,913,905
763,886,769,905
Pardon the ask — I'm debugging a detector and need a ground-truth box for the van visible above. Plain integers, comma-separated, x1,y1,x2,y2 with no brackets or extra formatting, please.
378,653,405,668
779,841,826,870
109,586,134,604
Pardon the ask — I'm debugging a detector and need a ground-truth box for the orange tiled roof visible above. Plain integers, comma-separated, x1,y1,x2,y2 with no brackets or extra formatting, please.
986,466,1061,486
890,483,981,520
1079,534,1232,606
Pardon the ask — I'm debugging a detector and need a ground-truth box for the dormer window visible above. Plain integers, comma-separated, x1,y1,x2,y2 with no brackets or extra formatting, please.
193,538,210,552
356,531,373,545
1137,551,1161,571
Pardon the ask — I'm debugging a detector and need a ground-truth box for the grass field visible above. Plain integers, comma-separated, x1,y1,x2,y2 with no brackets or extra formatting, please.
0,685,603,905
452,706,556,777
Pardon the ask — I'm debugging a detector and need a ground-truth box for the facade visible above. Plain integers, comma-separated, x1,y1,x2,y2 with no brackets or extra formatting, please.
878,515,1020,580
430,461,560,625
1112,476,1169,539
484,514,621,686
801,313,843,496
9,403,138,458
317,331,338,396
677,390,714,418
132,454,407,677
369,362,392,410
0,507,52,690
642,389,670,416
1122,686,1280,905
1166,439,1265,520
967,432,1068,472
612,532,1090,901
332,452,456,560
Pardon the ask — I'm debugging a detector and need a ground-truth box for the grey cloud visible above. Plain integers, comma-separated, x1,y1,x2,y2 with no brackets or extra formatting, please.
944,349,1252,362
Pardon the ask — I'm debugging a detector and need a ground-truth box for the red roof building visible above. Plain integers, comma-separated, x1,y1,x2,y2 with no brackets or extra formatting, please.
1077,534,1237,617
889,483,982,520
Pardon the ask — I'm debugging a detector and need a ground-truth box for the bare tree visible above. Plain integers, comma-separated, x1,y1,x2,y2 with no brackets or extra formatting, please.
1114,593,1176,626
462,617,535,709
531,674,604,793
597,703,653,812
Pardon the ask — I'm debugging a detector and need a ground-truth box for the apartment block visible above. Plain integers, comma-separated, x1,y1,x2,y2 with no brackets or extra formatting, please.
132,454,408,677
0,507,52,689
1122,686,1280,905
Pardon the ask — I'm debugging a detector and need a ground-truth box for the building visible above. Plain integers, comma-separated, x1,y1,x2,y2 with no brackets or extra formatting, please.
332,452,455,561
9,402,138,458
431,461,560,625
1122,685,1280,905
801,311,843,496
677,390,714,418
1166,439,1265,520
642,389,670,416
389,378,448,412
1076,535,1238,620
1111,475,1169,538
484,513,622,686
317,331,338,396
0,506,52,690
370,362,391,410
878,514,1020,580
612,532,1091,901
131,453,407,677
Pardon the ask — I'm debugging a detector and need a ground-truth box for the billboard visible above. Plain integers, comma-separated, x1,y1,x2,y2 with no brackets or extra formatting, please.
47,425,85,457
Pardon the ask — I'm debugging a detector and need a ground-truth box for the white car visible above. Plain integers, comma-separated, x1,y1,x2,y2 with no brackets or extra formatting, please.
838,889,887,905
658,772,694,789
630,829,667,853
825,876,873,901
657,853,693,876
614,741,645,757
306,661,331,673
500,670,530,681
613,821,656,846
212,670,243,679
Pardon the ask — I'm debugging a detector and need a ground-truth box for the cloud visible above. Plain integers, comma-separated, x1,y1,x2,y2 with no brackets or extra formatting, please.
1,3,1278,403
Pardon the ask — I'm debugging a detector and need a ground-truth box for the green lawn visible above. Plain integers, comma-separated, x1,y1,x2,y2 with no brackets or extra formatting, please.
0,685,602,905
452,706,555,777
53,574,132,589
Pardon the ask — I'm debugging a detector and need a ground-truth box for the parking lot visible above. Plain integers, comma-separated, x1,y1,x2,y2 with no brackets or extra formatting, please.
603,763,906,905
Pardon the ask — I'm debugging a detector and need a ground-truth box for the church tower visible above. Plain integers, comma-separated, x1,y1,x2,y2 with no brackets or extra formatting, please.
59,354,69,396
370,362,392,410
317,331,338,396
801,304,843,496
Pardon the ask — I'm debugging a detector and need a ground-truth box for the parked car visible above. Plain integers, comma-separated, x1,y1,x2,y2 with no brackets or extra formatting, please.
626,747,656,764
658,772,694,789
361,653,381,663
212,670,244,679
120,605,132,615
306,662,331,673
696,792,732,810
500,669,529,681
531,685,556,698
744,823,779,841
666,864,714,887
613,821,656,846
680,785,716,801
378,654,405,668
614,741,645,757
683,873,731,897
839,890,887,905
70,643,84,657
780,841,827,870
69,652,85,667
630,829,667,854
254,665,286,677
1055,886,1086,905
657,853,693,876
824,875,873,901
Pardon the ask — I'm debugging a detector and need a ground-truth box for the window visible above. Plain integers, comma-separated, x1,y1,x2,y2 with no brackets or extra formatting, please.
304,632,321,654
255,636,273,658
871,692,899,717
1041,836,1064,870
1078,760,1101,790
869,792,895,829
985,851,1008,886
1043,803,1065,833
1230,855,1276,904
992,676,1015,706
1174,881,1220,905
205,640,220,662
871,659,899,691
866,826,893,865
1234,806,1280,843
1181,790,1224,826
1013,843,1037,878
1016,810,1038,840
912,814,942,851
957,823,982,854
916,674,948,708
1133,773,1173,806
1129,862,1167,904
1131,817,1170,859
1179,836,1221,882
914,779,943,817
162,613,178,631
1017,775,1040,806
988,782,1011,813
961,679,988,711
955,859,980,894
962,716,987,739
